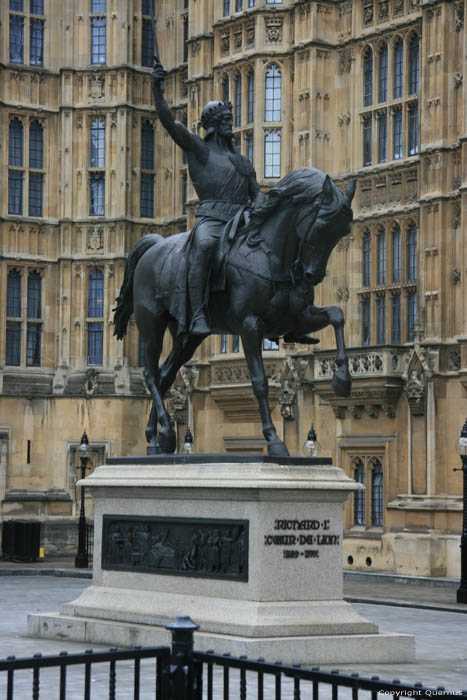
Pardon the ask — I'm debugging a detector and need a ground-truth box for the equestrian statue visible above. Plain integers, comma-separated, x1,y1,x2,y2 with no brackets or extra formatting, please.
113,59,356,457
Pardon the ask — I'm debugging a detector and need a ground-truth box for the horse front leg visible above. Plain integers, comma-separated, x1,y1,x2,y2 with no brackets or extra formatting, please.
305,304,351,398
241,317,289,457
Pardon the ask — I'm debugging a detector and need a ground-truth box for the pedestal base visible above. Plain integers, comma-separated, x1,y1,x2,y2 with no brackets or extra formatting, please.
28,612,414,665
28,457,415,665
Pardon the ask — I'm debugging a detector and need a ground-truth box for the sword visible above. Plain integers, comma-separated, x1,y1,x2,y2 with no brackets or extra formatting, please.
150,0,164,92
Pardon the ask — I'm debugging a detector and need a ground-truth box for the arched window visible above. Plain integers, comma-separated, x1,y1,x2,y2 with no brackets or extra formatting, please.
408,104,418,156
406,223,417,280
407,291,417,342
362,115,372,167
391,293,401,344
361,297,371,346
409,34,419,95
247,71,254,124
8,118,24,215
392,108,402,160
29,120,44,216
393,39,403,99
376,294,386,345
90,118,105,215
90,118,105,168
9,118,23,167
378,44,388,103
141,122,154,170
377,228,386,284
141,121,155,218
26,271,42,366
234,73,242,127
391,224,401,282
362,230,371,286
371,459,383,526
265,64,281,121
6,269,22,366
353,459,365,526
264,130,281,177
222,75,230,104
87,269,104,366
377,112,387,163
29,120,43,169
363,48,373,107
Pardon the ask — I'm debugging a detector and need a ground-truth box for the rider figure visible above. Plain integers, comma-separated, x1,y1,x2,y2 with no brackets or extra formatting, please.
152,59,264,335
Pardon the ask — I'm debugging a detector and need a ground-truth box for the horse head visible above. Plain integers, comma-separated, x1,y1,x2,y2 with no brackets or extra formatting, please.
298,175,356,286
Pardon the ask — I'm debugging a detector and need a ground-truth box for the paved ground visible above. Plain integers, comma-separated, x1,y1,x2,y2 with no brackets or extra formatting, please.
0,560,466,697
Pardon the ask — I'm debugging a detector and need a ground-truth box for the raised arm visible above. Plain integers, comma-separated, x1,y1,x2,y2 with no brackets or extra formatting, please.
152,60,206,160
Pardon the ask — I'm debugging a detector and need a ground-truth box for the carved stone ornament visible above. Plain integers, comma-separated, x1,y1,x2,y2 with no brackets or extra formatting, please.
404,368,425,416
363,0,374,26
278,356,306,420
87,227,104,253
377,0,388,21
102,515,249,581
265,17,283,44
221,31,230,55
456,2,464,31
89,78,104,101
85,368,98,397
338,48,353,75
336,287,350,302
246,20,255,46
393,0,404,16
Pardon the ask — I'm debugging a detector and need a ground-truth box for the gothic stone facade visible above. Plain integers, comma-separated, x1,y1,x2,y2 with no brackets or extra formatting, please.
0,0,466,576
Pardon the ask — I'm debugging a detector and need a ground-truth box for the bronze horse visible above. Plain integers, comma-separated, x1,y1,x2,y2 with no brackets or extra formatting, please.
114,167,356,457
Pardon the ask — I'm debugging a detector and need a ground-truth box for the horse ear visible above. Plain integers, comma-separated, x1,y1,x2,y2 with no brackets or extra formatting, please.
345,179,357,204
322,175,333,203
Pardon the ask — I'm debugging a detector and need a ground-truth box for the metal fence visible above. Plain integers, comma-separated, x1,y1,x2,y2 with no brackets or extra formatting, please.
1,615,465,700
86,522,94,563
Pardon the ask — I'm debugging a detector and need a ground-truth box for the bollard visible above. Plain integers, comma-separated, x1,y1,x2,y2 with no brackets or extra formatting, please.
166,615,200,700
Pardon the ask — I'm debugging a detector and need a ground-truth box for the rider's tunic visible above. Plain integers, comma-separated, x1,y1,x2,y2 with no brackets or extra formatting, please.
189,147,253,248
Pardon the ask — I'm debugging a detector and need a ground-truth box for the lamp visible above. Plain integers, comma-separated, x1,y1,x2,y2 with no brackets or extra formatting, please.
303,424,320,458
182,428,194,454
75,431,90,568
454,418,467,604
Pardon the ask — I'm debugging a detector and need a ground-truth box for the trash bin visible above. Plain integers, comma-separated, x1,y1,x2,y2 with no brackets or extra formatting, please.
2,520,41,562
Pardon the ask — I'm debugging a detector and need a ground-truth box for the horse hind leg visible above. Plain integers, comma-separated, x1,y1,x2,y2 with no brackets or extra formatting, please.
142,314,176,454
241,316,289,457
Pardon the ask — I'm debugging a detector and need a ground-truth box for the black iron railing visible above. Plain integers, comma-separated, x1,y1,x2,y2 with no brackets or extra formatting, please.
86,522,94,563
0,645,170,700
1,615,466,699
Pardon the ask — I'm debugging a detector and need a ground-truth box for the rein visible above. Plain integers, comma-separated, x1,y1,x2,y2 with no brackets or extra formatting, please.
290,192,324,286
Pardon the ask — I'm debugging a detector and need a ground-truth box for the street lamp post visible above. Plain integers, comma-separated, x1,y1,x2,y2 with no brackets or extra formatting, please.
75,431,90,569
454,418,467,604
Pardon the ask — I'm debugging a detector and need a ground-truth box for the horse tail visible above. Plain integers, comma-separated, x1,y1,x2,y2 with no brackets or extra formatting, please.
113,234,159,340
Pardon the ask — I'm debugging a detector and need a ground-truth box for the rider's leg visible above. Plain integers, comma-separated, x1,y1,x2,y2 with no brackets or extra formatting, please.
188,219,221,335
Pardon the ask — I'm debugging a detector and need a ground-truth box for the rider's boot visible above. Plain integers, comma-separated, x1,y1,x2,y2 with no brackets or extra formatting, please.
189,249,211,335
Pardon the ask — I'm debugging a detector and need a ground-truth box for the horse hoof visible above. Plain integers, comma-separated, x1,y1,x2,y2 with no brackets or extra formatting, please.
147,441,164,456
332,369,352,398
267,441,290,457
158,431,176,454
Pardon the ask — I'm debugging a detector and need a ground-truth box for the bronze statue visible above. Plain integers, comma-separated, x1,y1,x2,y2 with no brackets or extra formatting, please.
152,59,264,335
114,60,356,457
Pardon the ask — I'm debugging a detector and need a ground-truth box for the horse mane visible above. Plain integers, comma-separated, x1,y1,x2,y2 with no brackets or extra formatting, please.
246,167,344,246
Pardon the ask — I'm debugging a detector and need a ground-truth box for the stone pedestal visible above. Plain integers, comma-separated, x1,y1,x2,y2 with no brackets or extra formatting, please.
28,456,414,664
